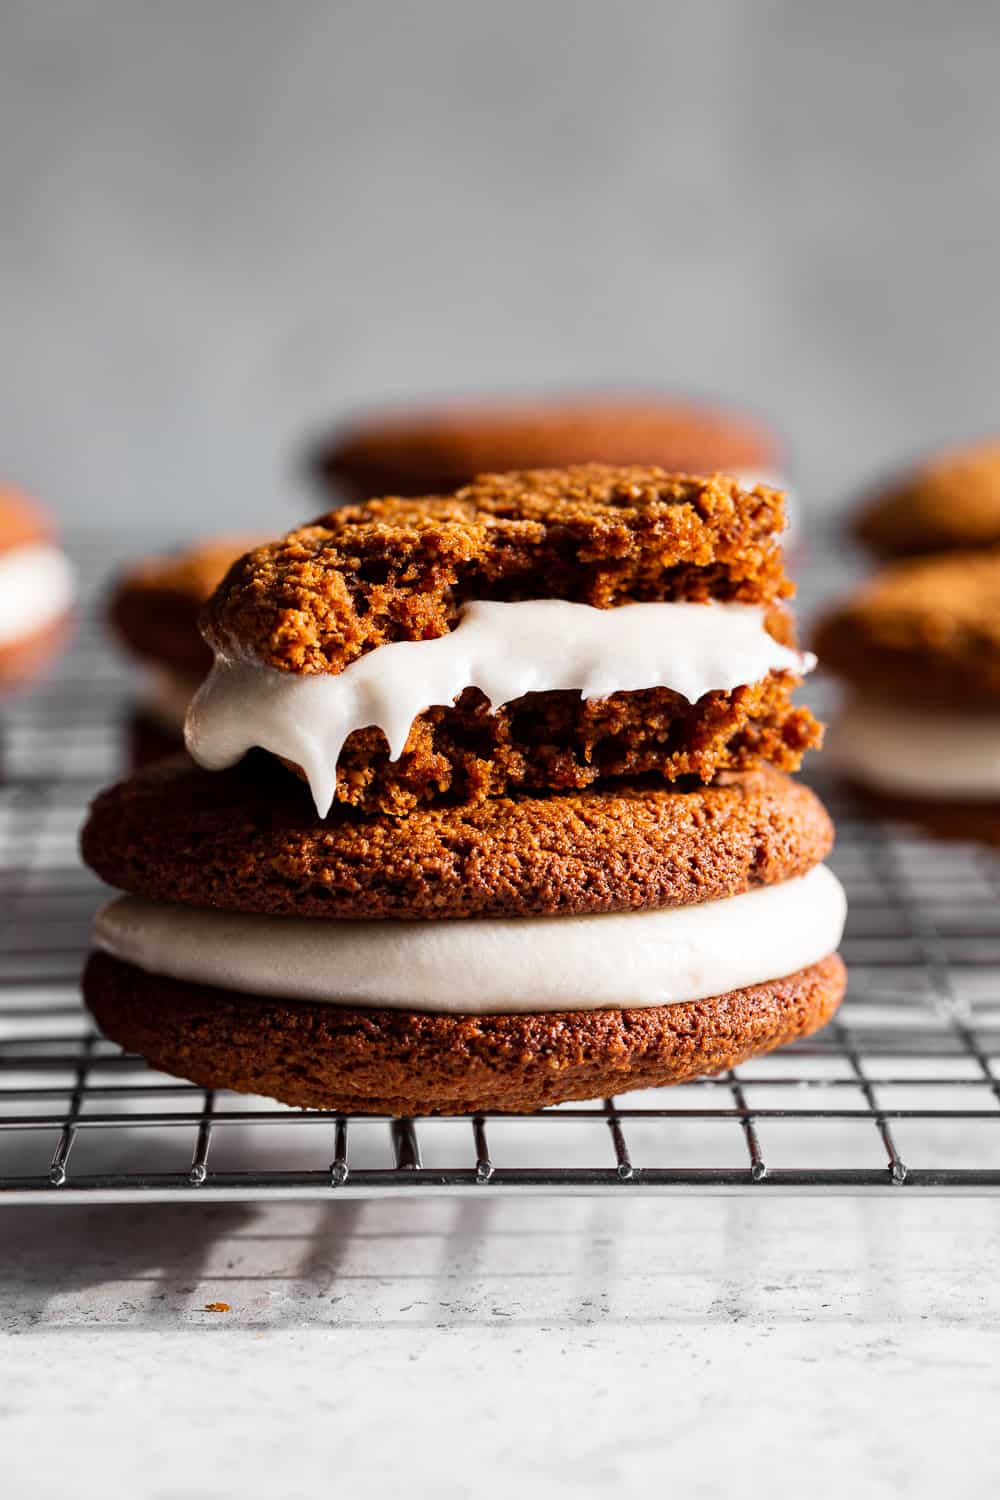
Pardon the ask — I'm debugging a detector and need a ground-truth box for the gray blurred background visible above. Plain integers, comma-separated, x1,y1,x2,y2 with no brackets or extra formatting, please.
2,0,999,534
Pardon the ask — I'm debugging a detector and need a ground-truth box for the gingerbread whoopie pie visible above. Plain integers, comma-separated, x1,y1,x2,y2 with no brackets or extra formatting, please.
107,536,261,764
82,465,845,1114
853,438,1000,558
312,392,790,507
0,485,73,690
816,550,1000,842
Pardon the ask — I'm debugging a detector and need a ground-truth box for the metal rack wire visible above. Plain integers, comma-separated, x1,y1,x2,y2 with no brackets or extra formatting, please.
2,534,1000,1201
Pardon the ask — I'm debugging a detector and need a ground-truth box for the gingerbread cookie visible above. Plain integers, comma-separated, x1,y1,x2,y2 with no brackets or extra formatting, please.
311,393,785,503
189,467,819,816
853,439,1000,557
816,551,1000,840
82,466,843,1113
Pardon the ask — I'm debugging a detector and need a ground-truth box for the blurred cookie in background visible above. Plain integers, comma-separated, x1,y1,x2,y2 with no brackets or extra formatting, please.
108,536,261,766
853,438,1000,558
0,485,74,692
310,392,793,518
815,550,1000,843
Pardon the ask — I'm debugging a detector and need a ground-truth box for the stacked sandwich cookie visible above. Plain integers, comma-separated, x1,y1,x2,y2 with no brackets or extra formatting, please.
82,466,846,1113
816,550,1000,844
853,438,1000,558
0,485,73,691
108,536,261,764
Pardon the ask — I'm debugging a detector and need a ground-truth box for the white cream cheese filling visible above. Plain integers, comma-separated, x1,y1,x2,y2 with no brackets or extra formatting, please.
93,864,845,1015
0,543,74,646
185,598,813,816
828,697,1000,800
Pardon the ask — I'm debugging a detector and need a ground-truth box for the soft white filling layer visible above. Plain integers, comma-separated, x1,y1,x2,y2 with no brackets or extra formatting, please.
185,598,813,817
93,865,845,1015
0,544,74,645
828,697,1000,800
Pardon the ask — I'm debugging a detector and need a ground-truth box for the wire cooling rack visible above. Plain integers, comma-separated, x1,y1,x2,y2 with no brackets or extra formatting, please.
2,533,1000,1201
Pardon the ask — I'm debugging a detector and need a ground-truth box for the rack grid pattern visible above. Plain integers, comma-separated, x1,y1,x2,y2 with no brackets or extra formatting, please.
2,536,1000,1201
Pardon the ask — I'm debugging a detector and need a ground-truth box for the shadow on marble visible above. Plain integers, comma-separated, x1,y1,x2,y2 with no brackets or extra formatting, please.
3,1195,1000,1334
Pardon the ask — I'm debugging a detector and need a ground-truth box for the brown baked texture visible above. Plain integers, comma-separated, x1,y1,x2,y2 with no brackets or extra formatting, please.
0,484,54,553
83,951,845,1114
198,467,818,810
311,395,782,501
109,535,263,676
0,615,72,692
287,671,819,815
814,551,1000,709
204,467,793,672
81,758,833,920
853,440,1000,558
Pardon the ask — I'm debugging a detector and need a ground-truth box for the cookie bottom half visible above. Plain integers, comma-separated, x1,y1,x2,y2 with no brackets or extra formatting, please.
84,951,846,1115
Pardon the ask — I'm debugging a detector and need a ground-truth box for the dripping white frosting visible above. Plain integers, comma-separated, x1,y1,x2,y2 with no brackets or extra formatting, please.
185,598,814,817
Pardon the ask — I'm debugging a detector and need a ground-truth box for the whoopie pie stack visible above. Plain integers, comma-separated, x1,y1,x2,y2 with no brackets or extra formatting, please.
817,549,1000,845
81,465,846,1114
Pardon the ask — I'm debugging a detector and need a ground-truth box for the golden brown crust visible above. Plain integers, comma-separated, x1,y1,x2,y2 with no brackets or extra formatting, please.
108,535,263,676
814,551,1000,708
0,614,72,692
81,759,834,919
202,467,793,675
83,952,845,1114
0,485,53,554
312,395,782,501
853,440,1000,557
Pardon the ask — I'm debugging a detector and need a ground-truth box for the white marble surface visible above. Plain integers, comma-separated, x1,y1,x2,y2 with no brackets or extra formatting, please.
3,1195,999,1497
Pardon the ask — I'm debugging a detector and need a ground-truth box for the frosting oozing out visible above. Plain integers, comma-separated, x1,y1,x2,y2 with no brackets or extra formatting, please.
186,598,814,816
94,864,846,1015
0,544,74,646
828,696,1000,800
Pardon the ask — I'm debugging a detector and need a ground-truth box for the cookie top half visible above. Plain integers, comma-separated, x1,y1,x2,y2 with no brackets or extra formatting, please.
312,395,783,500
853,439,1000,558
815,550,1000,707
203,466,792,673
